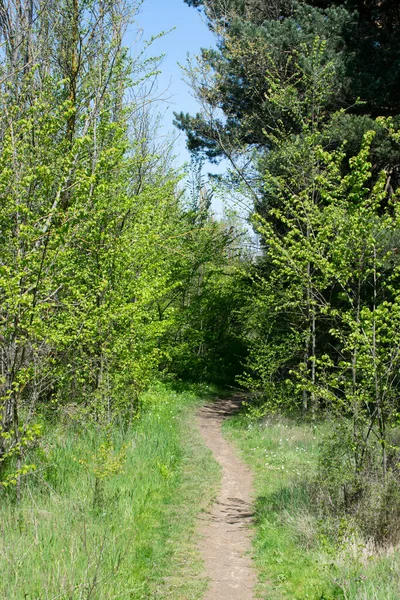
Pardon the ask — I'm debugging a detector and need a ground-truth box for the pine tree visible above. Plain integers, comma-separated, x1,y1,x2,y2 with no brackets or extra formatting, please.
178,0,400,191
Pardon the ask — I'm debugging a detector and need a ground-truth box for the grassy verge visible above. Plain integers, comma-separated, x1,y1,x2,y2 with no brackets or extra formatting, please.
0,383,219,599
223,409,400,600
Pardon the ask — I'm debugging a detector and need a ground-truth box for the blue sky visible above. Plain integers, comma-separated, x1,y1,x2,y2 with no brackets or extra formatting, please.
134,0,214,166
123,1,257,225
125,0,235,218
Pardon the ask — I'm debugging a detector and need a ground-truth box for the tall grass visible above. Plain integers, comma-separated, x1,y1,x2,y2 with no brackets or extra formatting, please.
0,384,219,599
223,411,400,600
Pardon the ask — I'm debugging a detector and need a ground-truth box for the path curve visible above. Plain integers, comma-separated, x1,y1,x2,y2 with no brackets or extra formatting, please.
197,396,256,600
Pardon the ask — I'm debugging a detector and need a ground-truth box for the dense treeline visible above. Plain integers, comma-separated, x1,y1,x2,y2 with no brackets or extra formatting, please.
0,0,244,493
2,0,400,553
180,0,400,542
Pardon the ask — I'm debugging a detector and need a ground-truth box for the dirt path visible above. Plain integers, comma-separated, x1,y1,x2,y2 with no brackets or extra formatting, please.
196,396,256,600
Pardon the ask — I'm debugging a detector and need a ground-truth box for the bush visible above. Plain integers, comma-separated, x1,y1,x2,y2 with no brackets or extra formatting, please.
316,422,400,545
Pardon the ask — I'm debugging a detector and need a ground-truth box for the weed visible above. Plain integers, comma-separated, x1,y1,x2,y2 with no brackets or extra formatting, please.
0,384,219,599
223,408,400,600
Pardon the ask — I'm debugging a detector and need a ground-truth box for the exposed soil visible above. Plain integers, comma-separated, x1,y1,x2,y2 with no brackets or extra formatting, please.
196,396,256,600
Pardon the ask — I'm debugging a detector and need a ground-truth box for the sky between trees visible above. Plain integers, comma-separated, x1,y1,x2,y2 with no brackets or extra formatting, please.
136,0,228,215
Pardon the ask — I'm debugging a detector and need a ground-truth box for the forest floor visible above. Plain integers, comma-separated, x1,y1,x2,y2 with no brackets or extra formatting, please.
196,395,257,600
3,386,400,599
223,406,400,600
0,384,220,599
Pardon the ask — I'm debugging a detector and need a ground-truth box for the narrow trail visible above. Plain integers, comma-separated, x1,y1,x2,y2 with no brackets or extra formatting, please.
196,396,257,600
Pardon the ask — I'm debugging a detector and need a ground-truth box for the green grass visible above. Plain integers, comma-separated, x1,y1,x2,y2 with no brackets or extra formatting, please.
223,409,400,600
0,383,219,599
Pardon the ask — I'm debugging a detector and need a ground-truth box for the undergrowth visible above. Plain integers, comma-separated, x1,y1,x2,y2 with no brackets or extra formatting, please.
0,383,219,599
223,408,400,600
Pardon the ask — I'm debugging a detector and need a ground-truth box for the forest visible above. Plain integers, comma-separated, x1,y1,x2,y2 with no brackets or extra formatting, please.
1,0,400,598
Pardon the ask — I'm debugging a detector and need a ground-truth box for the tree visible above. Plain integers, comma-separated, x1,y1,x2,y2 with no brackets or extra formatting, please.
157,165,250,383
0,0,187,490
178,0,400,192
